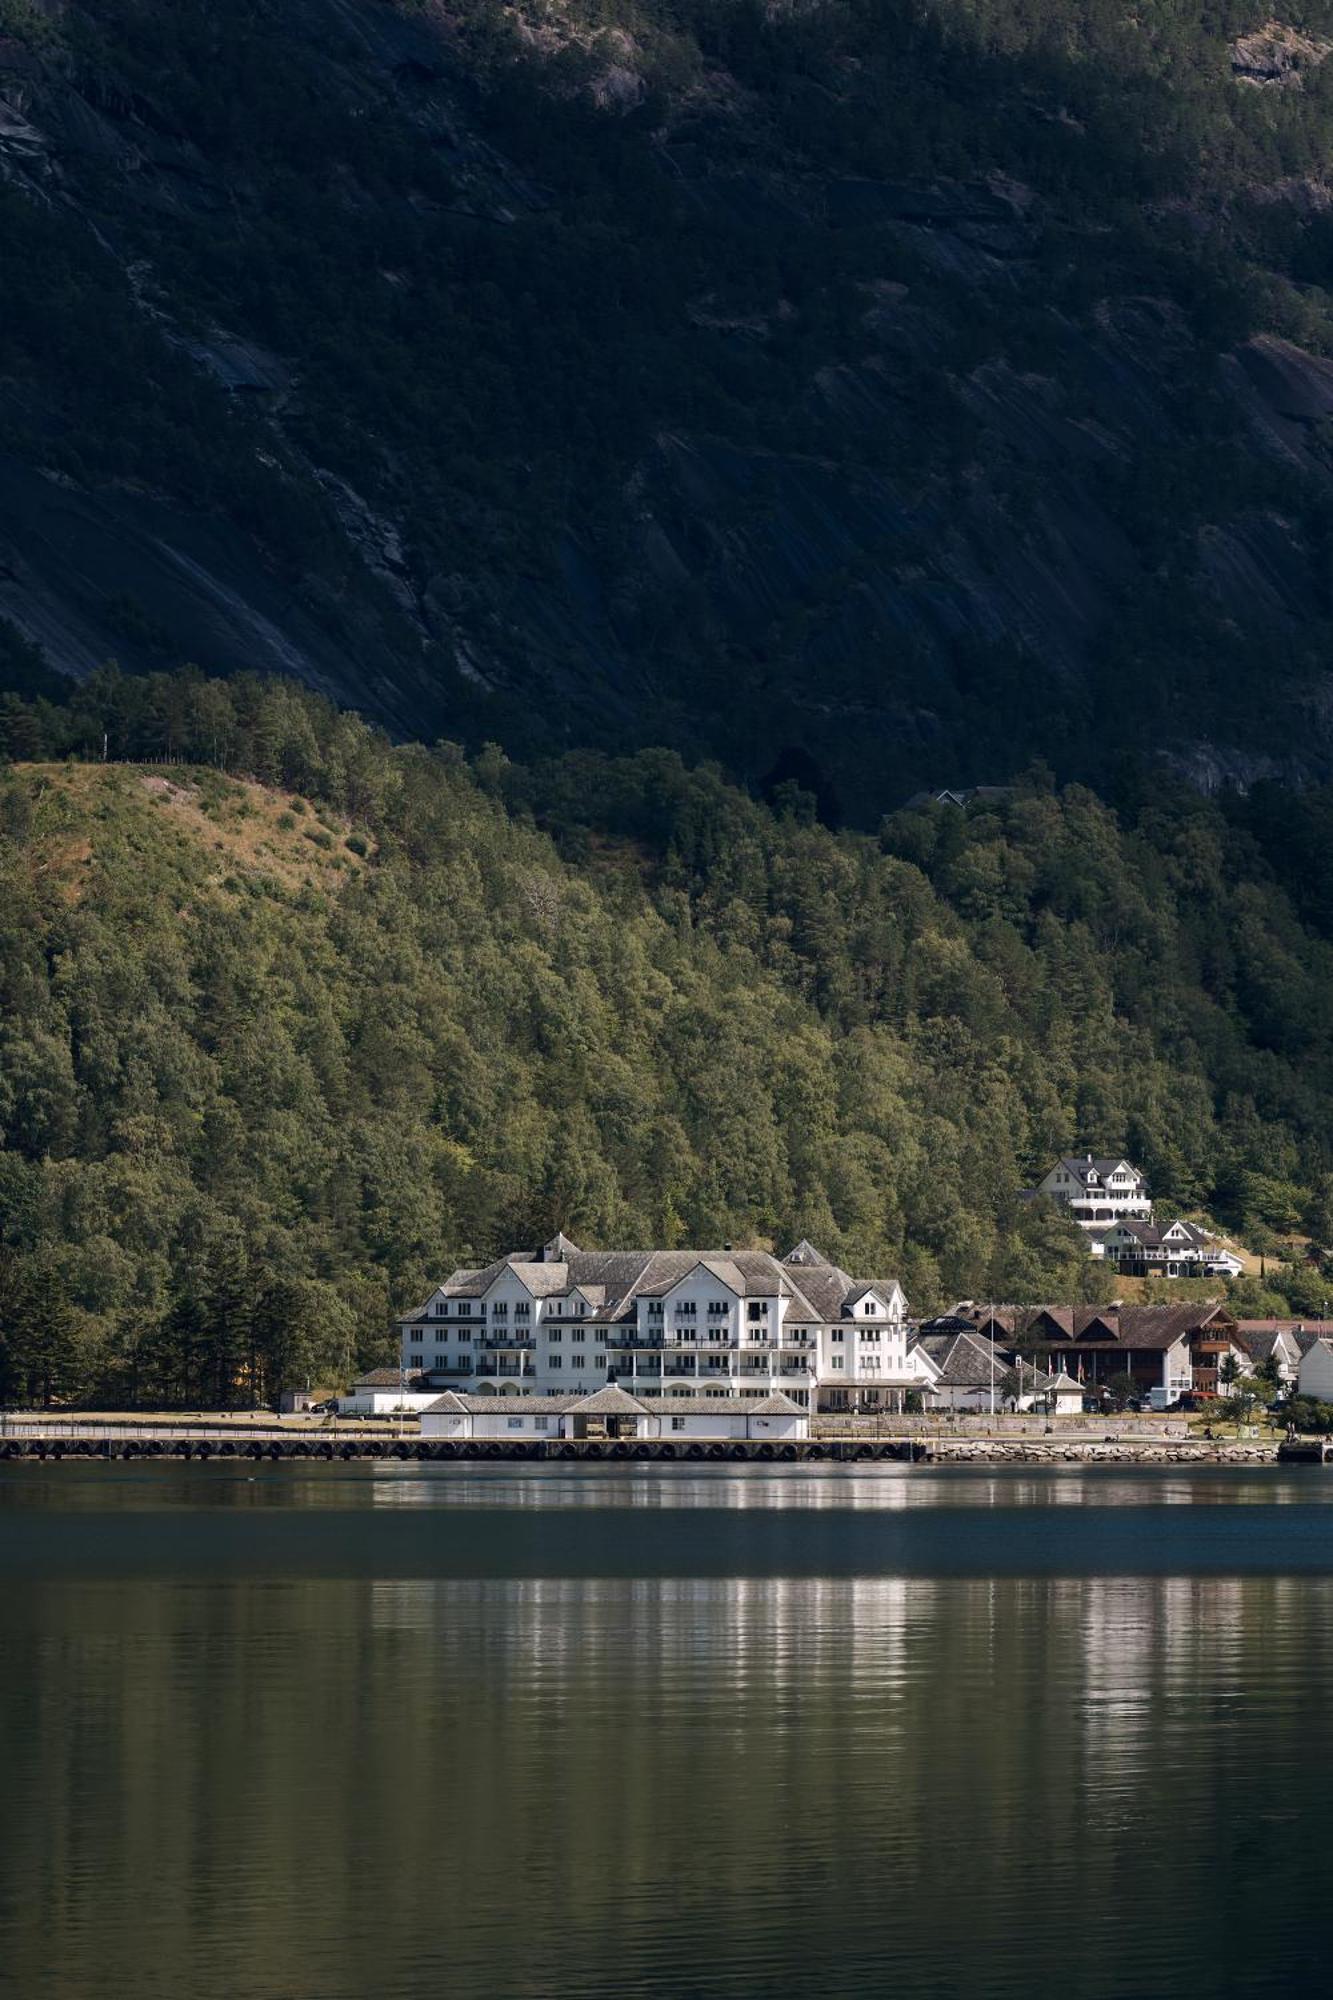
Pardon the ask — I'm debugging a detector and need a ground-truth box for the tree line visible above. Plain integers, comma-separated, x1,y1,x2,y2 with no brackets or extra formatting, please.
3,668,1333,1405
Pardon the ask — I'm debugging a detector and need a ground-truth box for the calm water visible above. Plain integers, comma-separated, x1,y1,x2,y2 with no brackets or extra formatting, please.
2,1464,1332,2000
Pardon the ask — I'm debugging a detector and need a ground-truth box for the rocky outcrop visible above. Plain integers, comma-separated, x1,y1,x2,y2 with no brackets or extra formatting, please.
1231,21,1332,87
1220,334,1333,472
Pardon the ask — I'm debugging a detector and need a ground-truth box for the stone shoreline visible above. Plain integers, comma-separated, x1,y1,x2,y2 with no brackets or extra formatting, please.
921,1439,1286,1465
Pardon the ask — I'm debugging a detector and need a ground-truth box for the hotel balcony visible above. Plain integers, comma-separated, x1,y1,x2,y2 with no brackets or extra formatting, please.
478,1335,536,1352
1064,1196,1152,1223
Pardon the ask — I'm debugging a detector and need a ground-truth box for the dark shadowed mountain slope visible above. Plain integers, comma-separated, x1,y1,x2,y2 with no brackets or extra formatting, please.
9,0,1333,811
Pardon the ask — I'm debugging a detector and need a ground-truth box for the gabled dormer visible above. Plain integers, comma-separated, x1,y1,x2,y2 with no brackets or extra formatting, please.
843,1280,907,1321
1026,1307,1075,1342
554,1283,599,1321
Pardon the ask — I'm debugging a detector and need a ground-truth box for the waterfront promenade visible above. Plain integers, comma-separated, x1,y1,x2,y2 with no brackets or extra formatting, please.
0,1411,1315,1464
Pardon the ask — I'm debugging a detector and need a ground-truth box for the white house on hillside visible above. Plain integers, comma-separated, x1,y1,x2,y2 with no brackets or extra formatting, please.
1096,1217,1244,1278
398,1236,931,1413
1032,1155,1152,1231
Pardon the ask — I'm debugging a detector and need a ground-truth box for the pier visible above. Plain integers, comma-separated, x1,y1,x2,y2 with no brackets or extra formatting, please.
0,1418,1305,1465
0,1428,921,1465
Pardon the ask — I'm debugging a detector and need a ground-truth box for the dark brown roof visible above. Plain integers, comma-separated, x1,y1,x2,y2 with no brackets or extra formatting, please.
1236,1318,1333,1336
1017,1304,1235,1350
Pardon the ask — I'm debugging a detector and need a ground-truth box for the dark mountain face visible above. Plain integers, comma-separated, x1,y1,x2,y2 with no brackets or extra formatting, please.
8,0,1333,812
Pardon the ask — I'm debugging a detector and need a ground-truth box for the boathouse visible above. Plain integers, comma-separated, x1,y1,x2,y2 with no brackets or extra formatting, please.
420,1385,810,1443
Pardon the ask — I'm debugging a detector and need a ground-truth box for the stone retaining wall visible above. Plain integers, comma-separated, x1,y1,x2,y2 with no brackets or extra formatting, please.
920,1439,1277,1464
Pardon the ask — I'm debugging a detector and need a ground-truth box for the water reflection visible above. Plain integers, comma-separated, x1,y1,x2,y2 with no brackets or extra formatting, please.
2,1473,1333,2000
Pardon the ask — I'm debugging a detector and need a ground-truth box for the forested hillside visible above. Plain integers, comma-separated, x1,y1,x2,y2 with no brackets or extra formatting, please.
3,671,1333,1405
9,4,1333,804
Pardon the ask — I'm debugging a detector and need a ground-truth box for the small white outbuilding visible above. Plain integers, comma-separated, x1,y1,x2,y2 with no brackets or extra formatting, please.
419,1385,810,1443
420,1394,573,1440
338,1370,442,1417
1043,1372,1085,1416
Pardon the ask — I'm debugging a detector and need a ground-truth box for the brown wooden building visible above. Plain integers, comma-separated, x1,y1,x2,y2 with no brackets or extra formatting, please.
1012,1304,1247,1403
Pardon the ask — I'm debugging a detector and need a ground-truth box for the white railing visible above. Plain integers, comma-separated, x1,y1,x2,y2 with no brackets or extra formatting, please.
0,1413,420,1441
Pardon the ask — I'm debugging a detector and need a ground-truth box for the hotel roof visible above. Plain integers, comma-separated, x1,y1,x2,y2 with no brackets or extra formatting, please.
405,1243,904,1326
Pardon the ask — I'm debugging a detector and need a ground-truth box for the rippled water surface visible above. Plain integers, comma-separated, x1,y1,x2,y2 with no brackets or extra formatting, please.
2,1462,1332,1999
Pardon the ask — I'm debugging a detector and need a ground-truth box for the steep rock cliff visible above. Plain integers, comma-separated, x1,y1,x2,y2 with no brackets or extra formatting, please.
6,1,1333,809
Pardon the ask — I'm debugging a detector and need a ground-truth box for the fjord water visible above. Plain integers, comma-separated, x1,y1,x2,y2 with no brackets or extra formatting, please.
2,1467,1332,2000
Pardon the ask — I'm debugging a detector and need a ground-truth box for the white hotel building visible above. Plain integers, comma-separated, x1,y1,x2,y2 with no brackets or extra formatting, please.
398,1235,931,1413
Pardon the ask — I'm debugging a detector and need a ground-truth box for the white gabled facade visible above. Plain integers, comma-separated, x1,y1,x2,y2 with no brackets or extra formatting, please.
1035,1154,1152,1230
1298,1339,1333,1402
399,1239,928,1413
1097,1217,1243,1278
815,1282,914,1410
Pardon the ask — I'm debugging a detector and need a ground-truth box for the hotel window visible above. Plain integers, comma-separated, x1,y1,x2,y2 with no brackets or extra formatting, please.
571,1354,586,1369
493,1303,508,1318
515,1303,530,1319
594,1352,605,1367
832,1357,844,1371
671,1417,686,1432
548,1328,562,1342
507,1418,523,1431
748,1303,764,1320
549,1356,563,1370
832,1329,844,1342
